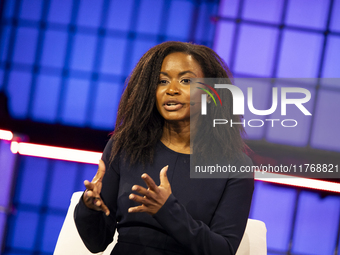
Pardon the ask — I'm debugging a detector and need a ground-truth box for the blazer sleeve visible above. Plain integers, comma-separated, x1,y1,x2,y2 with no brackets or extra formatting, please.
74,139,120,253
153,160,254,255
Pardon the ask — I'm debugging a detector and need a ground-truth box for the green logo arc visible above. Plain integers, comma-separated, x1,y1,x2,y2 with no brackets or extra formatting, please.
197,87,217,106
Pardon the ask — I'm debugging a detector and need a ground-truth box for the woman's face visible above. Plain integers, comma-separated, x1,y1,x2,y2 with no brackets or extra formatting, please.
156,52,204,123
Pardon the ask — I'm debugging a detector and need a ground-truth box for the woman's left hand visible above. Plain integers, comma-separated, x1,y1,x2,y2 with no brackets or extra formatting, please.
128,165,171,215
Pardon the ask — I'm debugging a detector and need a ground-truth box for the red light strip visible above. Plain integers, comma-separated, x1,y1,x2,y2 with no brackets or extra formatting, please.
10,141,102,164
2,132,340,193
0,129,13,141
255,172,340,193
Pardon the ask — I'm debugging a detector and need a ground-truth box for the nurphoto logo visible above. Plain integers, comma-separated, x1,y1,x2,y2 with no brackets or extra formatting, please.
196,80,312,128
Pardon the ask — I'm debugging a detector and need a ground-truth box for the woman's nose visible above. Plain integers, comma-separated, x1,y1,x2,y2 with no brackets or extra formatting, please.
166,81,180,95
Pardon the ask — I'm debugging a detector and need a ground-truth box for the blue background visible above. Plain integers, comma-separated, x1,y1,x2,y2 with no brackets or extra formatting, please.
0,0,340,254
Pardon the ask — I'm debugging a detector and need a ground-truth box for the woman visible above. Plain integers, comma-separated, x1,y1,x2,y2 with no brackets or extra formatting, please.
74,41,254,255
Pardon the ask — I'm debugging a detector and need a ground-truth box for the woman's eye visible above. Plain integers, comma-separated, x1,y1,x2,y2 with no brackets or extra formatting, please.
181,79,190,84
158,80,168,85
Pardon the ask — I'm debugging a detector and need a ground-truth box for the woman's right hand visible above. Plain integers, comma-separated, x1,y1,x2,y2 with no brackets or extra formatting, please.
83,159,110,216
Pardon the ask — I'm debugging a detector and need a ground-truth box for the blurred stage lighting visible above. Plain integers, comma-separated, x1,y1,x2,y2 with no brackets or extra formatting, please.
1,129,339,193
10,141,102,164
0,129,13,140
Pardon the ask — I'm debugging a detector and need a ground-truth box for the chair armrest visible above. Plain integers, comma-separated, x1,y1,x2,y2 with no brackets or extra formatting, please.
53,192,105,255
236,219,267,255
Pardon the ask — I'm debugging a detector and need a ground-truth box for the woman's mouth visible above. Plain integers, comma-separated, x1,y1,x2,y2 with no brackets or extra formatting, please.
163,102,184,111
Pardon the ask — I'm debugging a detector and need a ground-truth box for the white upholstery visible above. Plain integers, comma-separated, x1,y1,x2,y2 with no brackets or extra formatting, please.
235,219,267,255
53,192,115,255
54,192,266,255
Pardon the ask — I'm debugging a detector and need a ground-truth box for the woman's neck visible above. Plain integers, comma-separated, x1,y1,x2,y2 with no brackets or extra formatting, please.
160,121,191,154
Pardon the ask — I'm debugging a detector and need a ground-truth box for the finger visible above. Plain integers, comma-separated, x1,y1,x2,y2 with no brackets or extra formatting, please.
128,205,147,213
85,189,94,198
83,192,97,207
129,193,153,206
92,159,106,183
159,165,169,187
94,197,102,207
131,185,156,200
141,173,158,192
94,198,110,216
92,180,102,194
85,196,109,216
84,181,95,199
84,180,94,190
100,201,110,216
84,180,101,198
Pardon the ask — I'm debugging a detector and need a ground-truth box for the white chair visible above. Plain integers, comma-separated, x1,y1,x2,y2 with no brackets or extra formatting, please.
54,192,267,255
53,192,115,255
235,218,267,255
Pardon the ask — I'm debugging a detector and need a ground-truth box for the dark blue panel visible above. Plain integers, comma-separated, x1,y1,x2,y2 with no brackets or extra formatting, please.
6,211,39,250
129,40,157,76
3,252,30,255
12,27,38,65
0,68,4,91
7,71,32,118
286,0,329,29
311,89,340,151
74,164,97,192
15,157,48,206
77,0,103,27
40,214,65,253
19,0,43,21
60,78,90,126
0,140,16,207
91,82,122,130
106,0,134,31
234,25,278,76
277,30,323,78
0,70,3,90
195,2,216,42
136,0,163,34
243,0,284,23
40,30,67,68
100,37,127,75
48,160,77,210
70,34,97,71
3,0,16,19
47,0,73,24
292,192,340,254
322,35,340,80
0,25,11,62
166,0,193,39
266,83,315,146
218,0,239,17
213,21,235,66
31,75,61,123
81,164,98,188
251,182,296,250
330,0,340,32
0,213,6,249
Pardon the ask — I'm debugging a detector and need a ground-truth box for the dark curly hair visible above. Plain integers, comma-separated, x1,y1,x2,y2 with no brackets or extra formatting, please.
110,41,246,165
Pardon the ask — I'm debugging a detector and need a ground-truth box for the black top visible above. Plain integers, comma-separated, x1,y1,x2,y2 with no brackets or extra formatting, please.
74,140,254,255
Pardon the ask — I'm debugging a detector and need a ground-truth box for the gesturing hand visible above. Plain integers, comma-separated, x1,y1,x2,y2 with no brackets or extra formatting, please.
83,159,110,216
128,165,171,215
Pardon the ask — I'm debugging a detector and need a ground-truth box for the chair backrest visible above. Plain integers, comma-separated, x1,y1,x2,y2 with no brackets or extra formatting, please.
235,219,267,255
54,192,266,255
53,192,116,255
